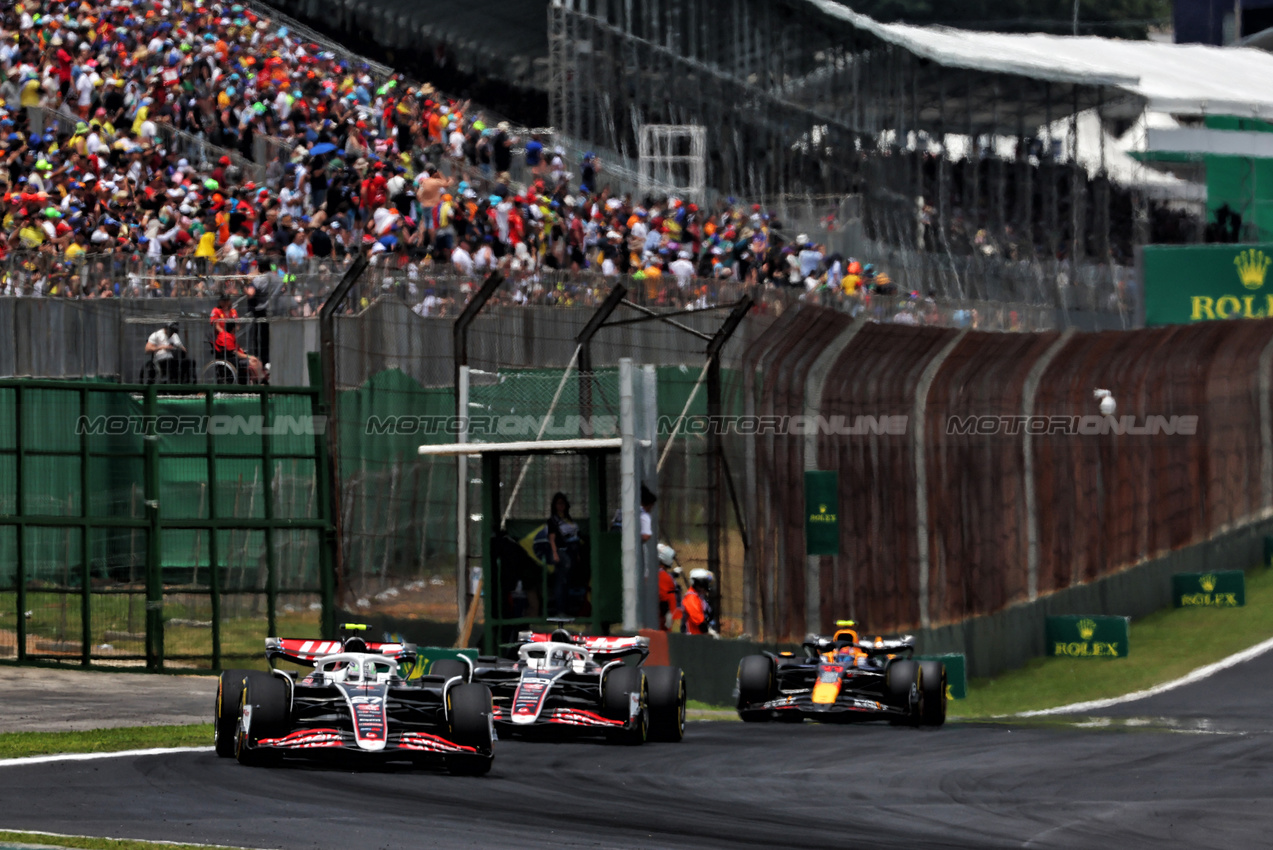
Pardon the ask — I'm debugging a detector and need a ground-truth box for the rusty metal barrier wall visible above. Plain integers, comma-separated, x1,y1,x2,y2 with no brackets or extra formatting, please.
924,331,1062,625
741,305,1273,642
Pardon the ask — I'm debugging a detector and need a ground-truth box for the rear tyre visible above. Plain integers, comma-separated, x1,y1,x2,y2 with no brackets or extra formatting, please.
235,672,289,767
737,655,775,707
918,660,947,728
645,666,686,742
430,659,470,684
447,682,493,776
885,659,922,726
603,666,648,745
214,668,250,758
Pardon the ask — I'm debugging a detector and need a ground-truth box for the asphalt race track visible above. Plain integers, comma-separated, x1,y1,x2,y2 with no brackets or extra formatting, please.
5,655,1273,849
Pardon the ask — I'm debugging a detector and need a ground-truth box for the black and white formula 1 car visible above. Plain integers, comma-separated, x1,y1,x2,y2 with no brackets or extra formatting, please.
736,621,946,727
456,628,686,744
213,626,495,775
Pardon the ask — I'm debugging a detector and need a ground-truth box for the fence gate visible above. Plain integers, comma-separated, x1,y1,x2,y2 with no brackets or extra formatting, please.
0,380,334,670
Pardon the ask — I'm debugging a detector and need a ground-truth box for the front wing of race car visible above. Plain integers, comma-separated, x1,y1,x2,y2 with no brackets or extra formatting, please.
747,689,912,721
244,680,487,762
478,668,637,734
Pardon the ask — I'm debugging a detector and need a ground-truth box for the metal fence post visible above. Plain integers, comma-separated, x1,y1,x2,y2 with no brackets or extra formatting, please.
14,384,24,662
79,385,91,666
143,384,163,670
318,254,370,618
912,330,967,630
260,388,278,640
205,388,222,668
704,296,752,624
1023,329,1075,601
802,316,866,636
451,272,504,634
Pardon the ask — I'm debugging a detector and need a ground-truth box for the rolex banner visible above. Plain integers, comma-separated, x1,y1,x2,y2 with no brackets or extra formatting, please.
1172,571,1245,608
804,470,839,556
1045,616,1130,658
1142,244,1273,325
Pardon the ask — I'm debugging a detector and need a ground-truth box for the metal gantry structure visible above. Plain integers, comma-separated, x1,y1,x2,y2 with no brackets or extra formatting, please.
547,0,1202,311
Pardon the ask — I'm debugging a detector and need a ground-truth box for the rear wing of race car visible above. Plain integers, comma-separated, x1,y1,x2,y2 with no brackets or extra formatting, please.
516,632,650,663
265,637,419,667
798,633,917,658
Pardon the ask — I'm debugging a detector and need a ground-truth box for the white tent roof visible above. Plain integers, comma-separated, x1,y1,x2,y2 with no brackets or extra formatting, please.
808,0,1273,120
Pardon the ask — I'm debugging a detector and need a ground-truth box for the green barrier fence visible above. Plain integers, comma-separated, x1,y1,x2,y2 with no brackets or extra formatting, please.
0,379,335,670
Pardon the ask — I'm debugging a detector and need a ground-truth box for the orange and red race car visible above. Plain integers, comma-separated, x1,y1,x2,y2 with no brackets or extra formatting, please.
736,620,946,726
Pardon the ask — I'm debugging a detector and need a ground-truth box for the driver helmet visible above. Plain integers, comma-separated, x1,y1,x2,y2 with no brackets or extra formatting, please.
549,628,573,644
657,543,676,567
689,568,713,591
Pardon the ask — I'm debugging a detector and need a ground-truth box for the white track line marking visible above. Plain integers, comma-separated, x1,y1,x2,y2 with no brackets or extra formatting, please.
1017,634,1273,716
0,746,212,768
0,827,271,849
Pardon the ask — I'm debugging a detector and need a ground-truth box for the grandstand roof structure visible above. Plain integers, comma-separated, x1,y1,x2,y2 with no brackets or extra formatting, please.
808,0,1273,125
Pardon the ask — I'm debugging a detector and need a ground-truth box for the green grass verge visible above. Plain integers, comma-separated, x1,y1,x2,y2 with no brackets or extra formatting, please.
950,566,1273,718
0,830,246,850
0,724,211,760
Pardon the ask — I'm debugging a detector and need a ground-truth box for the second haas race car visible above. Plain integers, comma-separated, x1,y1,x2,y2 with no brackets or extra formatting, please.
459,626,686,743
736,620,946,727
213,625,494,775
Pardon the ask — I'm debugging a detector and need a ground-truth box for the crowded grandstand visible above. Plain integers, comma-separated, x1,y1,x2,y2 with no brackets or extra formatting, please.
0,0,906,315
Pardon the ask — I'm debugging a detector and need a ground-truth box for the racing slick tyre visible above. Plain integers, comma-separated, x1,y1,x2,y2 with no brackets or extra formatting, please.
235,672,289,767
430,659,470,684
885,659,922,726
736,655,776,721
604,666,649,745
918,660,947,727
446,683,494,776
645,666,686,742
214,668,251,758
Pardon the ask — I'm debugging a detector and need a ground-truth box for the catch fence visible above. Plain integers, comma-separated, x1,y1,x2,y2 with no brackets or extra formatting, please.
743,305,1273,641
0,380,333,669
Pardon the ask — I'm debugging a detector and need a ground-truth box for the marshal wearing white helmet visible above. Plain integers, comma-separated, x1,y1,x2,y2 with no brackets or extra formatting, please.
657,544,682,631
682,568,718,636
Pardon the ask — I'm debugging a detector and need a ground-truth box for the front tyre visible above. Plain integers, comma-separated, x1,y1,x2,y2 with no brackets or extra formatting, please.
736,655,776,720
214,668,250,758
645,666,686,742
447,683,494,776
885,659,922,726
604,666,648,745
917,660,947,727
235,672,289,767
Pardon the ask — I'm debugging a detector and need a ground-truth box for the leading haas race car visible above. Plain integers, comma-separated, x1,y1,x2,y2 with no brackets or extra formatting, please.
213,625,495,775
736,620,946,727
457,627,686,744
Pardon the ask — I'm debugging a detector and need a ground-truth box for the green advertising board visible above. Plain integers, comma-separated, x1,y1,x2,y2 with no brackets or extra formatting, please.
1045,615,1129,659
400,646,479,680
1172,570,1245,608
805,470,839,556
916,653,967,700
1143,244,1273,325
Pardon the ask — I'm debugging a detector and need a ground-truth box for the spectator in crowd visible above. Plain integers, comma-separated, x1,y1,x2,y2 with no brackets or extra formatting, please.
144,320,192,382
0,0,929,322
